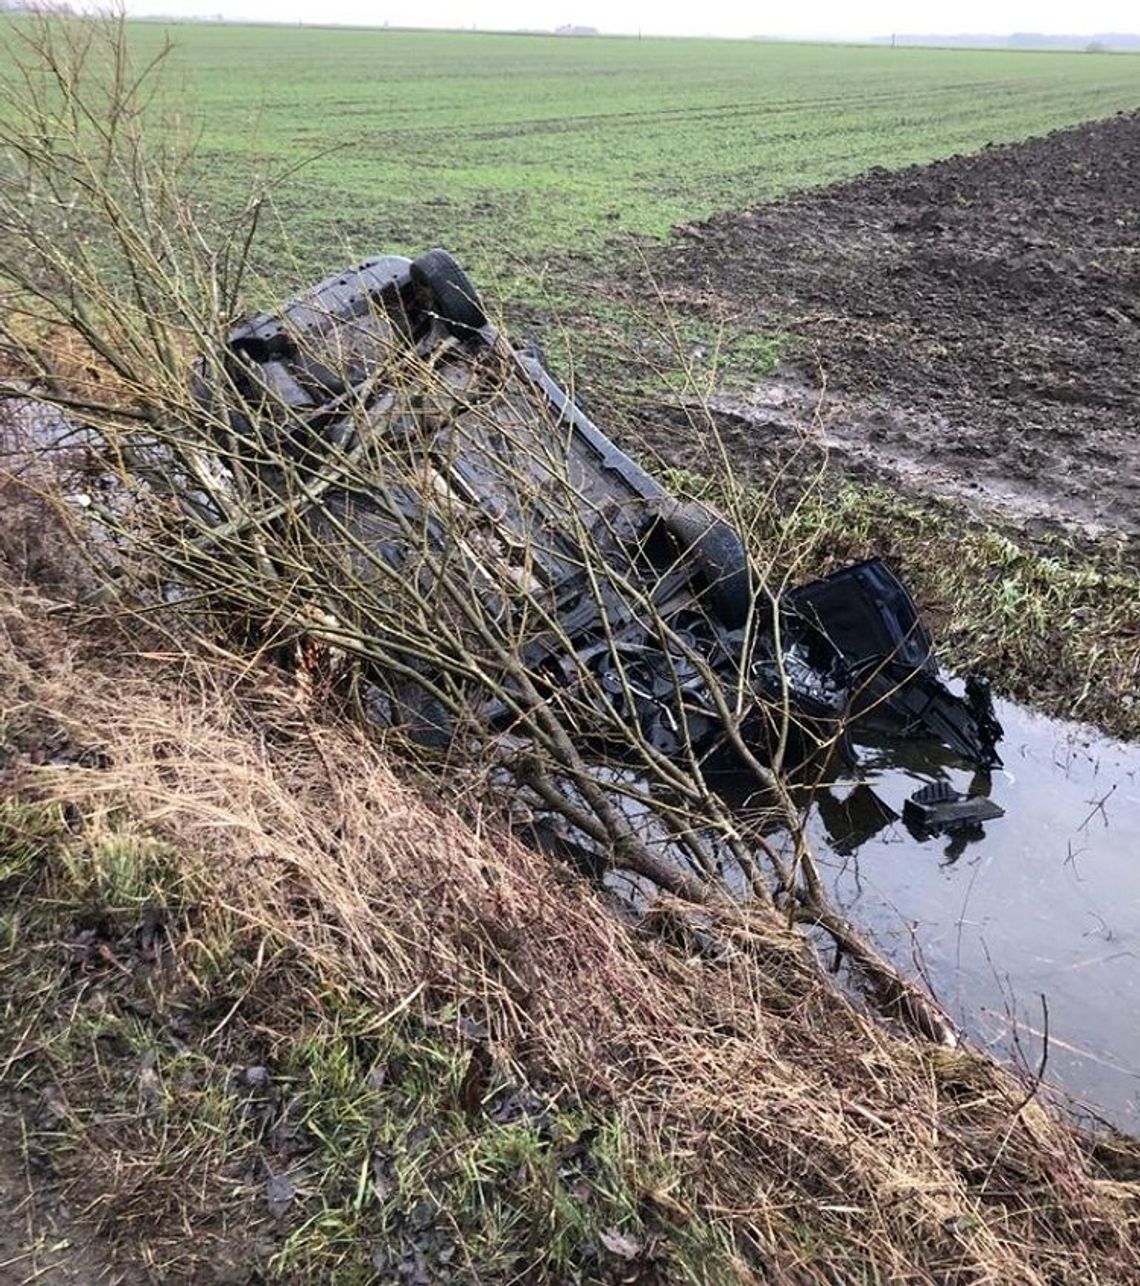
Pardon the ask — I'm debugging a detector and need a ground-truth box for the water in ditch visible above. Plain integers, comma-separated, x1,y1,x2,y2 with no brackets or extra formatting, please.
807,695,1140,1133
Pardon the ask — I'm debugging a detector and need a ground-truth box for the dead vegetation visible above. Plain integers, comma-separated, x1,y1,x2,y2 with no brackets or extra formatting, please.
3,570,1140,1283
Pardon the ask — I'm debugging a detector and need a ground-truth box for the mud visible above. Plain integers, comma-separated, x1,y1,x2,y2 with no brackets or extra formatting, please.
0,1117,146,1285
637,111,1140,550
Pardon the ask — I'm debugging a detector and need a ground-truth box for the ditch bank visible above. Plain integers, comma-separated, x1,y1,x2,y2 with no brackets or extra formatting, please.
580,114,1140,1134
3,567,1140,1283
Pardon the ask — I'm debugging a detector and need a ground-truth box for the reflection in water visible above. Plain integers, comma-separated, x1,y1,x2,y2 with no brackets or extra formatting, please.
809,697,1140,1133
816,784,899,855
591,697,1140,1133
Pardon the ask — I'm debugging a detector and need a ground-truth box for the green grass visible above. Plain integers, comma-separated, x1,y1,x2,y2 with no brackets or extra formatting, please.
119,24,1140,285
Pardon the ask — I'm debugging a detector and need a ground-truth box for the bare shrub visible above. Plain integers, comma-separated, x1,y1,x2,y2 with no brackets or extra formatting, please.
0,10,958,1045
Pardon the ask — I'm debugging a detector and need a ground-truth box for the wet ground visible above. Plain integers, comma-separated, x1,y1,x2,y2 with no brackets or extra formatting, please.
597,693,1140,1131
0,1118,146,1285
810,697,1140,1133
627,111,1140,550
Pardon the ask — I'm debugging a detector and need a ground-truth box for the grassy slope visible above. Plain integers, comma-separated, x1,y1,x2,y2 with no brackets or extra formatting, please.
2,568,1138,1283
136,26,1140,281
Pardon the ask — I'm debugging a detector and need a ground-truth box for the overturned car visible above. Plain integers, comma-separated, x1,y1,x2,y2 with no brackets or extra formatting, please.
198,249,1001,776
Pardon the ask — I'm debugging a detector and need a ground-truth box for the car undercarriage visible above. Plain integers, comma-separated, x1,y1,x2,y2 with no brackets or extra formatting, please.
203,248,1002,775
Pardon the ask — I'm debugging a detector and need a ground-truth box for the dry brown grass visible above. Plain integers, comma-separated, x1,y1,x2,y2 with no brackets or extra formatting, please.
2,560,1139,1282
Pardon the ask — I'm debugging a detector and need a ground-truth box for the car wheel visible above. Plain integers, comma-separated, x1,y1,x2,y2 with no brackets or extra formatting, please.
410,248,488,334
659,501,752,630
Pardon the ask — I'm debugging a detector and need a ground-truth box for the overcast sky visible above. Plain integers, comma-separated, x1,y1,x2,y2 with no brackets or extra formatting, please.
122,0,1140,40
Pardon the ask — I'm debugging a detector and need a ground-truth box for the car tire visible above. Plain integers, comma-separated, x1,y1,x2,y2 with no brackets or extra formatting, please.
410,249,488,334
659,501,752,630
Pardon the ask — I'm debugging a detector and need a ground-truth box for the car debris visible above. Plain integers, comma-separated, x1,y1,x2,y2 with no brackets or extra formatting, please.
902,781,1005,834
204,248,1003,772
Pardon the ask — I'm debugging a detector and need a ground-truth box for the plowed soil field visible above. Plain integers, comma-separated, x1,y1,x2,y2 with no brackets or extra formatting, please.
642,112,1140,549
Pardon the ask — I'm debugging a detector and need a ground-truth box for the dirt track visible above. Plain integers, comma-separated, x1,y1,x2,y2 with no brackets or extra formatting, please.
644,111,1140,548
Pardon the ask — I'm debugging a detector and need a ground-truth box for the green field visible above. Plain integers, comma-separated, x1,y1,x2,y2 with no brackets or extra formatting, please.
142,25,1140,282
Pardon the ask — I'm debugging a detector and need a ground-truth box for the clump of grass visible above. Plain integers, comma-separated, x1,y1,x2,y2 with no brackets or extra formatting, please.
0,800,66,890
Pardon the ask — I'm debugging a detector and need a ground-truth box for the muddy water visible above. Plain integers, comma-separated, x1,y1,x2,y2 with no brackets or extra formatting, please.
810,697,1140,1132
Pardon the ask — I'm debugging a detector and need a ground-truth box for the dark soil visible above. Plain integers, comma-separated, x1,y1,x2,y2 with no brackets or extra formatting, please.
0,1118,147,1285
633,111,1140,549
